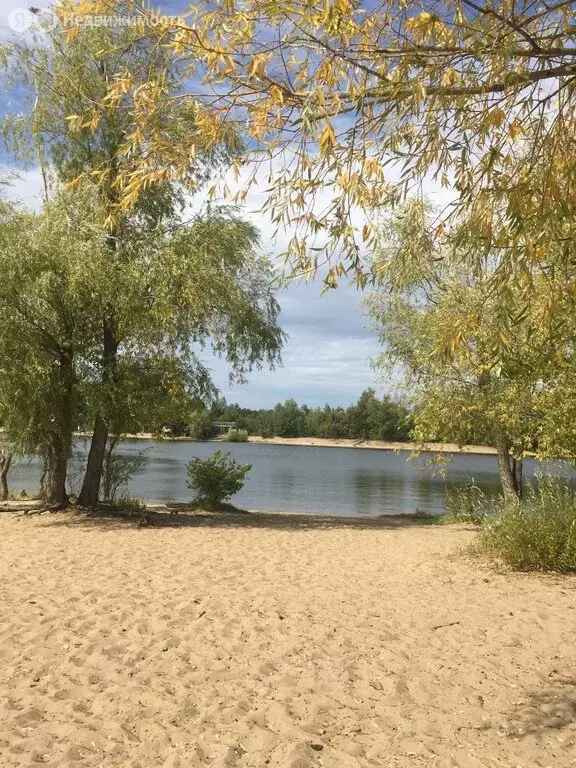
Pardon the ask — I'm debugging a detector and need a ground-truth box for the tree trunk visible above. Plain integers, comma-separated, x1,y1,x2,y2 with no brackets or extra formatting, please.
0,454,12,501
39,461,48,499
43,348,75,509
45,444,68,508
78,413,108,508
493,427,520,502
512,457,524,499
78,318,118,508
102,434,119,503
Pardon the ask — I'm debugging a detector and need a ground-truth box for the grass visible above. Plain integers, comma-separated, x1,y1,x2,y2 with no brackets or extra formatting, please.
478,478,576,572
441,483,497,525
225,429,249,442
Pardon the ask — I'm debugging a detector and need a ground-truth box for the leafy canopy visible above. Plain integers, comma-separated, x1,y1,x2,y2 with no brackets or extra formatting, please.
365,200,576,461
49,0,576,290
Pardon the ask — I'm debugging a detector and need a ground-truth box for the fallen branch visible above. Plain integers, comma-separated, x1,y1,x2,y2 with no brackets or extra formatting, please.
432,621,461,631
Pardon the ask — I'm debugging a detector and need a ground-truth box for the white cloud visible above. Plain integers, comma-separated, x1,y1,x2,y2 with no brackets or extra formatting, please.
2,168,46,210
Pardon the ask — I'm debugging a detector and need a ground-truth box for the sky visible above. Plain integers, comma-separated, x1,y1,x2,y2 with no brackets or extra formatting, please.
0,1,446,409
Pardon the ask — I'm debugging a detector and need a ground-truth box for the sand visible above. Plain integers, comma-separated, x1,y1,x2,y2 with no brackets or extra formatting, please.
119,432,498,454
1,510,575,768
246,437,498,454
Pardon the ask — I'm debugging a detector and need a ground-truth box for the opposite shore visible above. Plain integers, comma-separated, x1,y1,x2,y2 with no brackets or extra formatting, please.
1,427,497,454
111,432,498,455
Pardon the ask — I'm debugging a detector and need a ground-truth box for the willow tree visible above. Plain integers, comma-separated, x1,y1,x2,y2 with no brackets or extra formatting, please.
75,204,283,504
0,182,282,506
2,15,242,506
365,201,576,500
0,193,104,507
51,2,576,291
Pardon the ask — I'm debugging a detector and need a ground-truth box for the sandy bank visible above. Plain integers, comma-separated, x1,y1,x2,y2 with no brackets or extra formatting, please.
1,508,574,767
107,431,497,454
247,435,497,454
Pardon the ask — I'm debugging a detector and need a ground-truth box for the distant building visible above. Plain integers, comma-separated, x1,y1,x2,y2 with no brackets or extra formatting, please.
212,421,236,436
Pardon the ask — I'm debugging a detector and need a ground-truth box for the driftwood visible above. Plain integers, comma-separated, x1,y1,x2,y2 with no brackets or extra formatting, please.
432,621,461,631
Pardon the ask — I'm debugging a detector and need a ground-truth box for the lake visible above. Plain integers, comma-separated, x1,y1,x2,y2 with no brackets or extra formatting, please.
8,439,575,516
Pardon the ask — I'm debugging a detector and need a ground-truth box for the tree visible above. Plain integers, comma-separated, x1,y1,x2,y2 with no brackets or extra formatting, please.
3,19,230,507
0,193,102,507
273,399,306,438
74,202,283,505
188,410,216,441
3,19,282,506
365,201,576,500
0,450,12,502
56,1,576,297
187,450,252,508
347,389,381,441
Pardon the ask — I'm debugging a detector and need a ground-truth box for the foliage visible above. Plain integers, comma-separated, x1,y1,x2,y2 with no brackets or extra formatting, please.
58,1,576,310
347,389,410,441
226,429,249,443
365,201,576,499
187,450,252,508
443,484,493,525
102,496,148,518
184,391,411,443
273,399,307,438
478,478,576,572
0,190,103,505
2,18,283,506
102,447,148,504
188,411,216,441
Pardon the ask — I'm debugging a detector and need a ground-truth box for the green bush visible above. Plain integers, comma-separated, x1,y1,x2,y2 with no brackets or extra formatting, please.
187,410,215,440
102,450,148,503
225,428,249,442
443,483,493,524
478,478,576,572
187,450,252,508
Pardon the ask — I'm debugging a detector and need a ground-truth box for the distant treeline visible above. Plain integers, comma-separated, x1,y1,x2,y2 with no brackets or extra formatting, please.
180,388,412,442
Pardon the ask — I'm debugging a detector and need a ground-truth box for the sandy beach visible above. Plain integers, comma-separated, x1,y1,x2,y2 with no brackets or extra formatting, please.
1,510,574,767
114,431,498,454
246,436,498,454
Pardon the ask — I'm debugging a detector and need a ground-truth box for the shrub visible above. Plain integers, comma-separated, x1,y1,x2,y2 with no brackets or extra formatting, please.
226,428,249,442
478,477,576,572
102,450,148,503
443,483,494,524
187,410,215,440
106,496,147,516
187,450,252,508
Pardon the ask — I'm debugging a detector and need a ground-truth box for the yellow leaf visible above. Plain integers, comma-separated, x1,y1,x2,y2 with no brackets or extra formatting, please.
488,107,506,128
268,85,284,104
441,68,457,87
248,55,266,79
319,121,336,155
434,221,446,237
508,120,524,139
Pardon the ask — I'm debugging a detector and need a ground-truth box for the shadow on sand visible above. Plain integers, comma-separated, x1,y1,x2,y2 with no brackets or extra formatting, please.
14,503,445,533
507,677,576,738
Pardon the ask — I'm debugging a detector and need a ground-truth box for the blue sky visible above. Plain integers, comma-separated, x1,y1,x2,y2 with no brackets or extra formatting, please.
0,1,444,409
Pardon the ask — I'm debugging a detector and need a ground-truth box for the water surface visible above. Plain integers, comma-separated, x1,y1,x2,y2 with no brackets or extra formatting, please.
9,439,573,516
